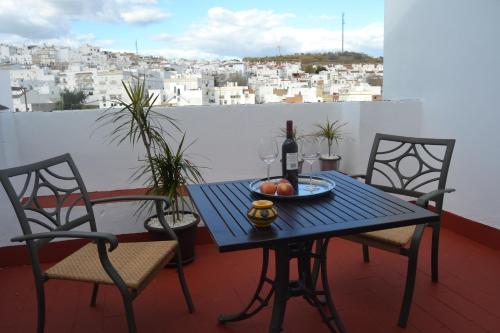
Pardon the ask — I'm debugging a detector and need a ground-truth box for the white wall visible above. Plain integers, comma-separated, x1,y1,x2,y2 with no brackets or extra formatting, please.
384,0,500,229
341,100,423,175
0,101,422,247
0,70,13,111
5,104,341,188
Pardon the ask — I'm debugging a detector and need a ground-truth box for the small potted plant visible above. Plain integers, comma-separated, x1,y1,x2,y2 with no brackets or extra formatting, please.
98,76,204,264
143,135,204,264
279,124,305,173
314,118,347,171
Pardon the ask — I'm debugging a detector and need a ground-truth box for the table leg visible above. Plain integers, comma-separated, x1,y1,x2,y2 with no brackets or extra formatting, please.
269,242,290,333
313,239,347,333
218,240,347,333
218,248,275,324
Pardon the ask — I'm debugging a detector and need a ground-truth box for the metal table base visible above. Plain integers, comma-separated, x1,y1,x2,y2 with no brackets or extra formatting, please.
218,239,347,333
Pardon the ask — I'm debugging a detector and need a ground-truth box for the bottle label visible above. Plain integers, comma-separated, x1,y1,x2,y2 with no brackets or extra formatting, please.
286,153,298,170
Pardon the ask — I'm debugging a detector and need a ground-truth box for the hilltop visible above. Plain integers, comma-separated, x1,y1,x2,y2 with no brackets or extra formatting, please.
243,51,383,72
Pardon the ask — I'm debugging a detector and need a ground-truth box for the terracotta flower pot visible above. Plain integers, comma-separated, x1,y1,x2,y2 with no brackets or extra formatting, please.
319,155,341,171
144,211,200,266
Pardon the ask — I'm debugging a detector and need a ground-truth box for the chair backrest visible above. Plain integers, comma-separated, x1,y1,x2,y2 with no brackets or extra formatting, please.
0,154,97,253
365,133,455,215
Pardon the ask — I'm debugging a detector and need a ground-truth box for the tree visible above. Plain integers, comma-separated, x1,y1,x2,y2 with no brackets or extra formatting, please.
303,64,316,74
367,74,383,87
315,65,328,74
57,89,87,110
228,73,248,86
303,64,327,74
214,73,248,87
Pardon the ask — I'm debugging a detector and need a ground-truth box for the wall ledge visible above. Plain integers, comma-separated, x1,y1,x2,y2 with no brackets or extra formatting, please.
441,210,500,251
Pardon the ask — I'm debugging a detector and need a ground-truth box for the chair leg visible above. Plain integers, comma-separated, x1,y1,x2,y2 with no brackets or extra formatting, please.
34,279,46,333
431,222,440,282
122,295,137,333
398,251,419,328
176,253,195,313
362,244,370,262
398,223,426,328
113,276,136,332
90,283,99,307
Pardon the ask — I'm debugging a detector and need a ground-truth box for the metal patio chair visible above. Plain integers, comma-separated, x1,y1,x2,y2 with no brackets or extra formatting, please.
0,153,194,333
343,133,455,327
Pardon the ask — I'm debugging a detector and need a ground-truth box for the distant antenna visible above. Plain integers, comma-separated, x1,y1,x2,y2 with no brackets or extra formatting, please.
135,40,138,55
277,45,281,56
341,12,345,53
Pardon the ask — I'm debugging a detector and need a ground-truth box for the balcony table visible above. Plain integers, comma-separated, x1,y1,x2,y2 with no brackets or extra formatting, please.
187,171,438,333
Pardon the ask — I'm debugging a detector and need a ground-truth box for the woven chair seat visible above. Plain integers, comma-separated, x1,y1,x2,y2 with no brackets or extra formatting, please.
46,241,177,289
343,225,416,253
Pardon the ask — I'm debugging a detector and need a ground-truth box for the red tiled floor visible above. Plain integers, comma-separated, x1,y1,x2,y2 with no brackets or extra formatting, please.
0,227,499,333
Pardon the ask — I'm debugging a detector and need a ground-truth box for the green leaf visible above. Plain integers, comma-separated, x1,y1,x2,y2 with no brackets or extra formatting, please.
314,117,348,156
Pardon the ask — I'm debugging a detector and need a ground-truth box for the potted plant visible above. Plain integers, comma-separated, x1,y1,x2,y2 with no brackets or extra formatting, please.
143,135,204,264
279,124,305,173
314,118,347,171
97,76,204,264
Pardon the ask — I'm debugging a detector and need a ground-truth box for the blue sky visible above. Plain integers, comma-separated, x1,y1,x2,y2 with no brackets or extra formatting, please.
0,0,384,59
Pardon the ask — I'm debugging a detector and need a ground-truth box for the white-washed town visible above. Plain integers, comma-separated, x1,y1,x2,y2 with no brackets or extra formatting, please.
0,43,382,112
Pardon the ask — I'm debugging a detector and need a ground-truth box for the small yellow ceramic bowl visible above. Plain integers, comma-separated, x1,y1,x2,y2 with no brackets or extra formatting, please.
247,200,278,228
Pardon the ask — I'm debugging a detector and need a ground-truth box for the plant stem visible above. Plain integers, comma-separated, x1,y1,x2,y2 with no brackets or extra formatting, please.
141,130,160,188
175,199,180,221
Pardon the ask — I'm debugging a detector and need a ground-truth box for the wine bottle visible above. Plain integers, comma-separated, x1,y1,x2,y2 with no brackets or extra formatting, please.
282,120,299,192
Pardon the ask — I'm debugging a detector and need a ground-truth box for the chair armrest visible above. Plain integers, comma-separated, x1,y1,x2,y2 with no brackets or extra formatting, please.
11,231,119,251
350,174,366,179
91,194,177,241
91,195,169,209
416,188,455,208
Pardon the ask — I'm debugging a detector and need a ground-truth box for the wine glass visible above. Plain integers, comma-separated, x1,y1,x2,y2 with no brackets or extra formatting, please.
301,136,320,191
258,137,279,181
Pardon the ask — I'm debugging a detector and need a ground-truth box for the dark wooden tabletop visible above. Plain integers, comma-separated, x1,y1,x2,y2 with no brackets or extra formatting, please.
187,171,438,252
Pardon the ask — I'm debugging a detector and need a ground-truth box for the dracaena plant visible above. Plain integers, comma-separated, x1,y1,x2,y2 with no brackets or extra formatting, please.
314,118,347,157
279,125,305,141
97,75,204,223
146,135,204,223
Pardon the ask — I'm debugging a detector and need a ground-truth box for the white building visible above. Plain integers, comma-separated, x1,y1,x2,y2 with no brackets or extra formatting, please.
255,86,286,104
0,70,13,111
338,83,382,102
288,86,321,103
31,46,58,67
94,70,130,108
213,82,255,105
58,69,96,96
162,73,214,106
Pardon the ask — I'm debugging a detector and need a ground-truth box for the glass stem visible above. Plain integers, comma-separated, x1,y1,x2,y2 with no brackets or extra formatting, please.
310,163,313,186
267,163,271,181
